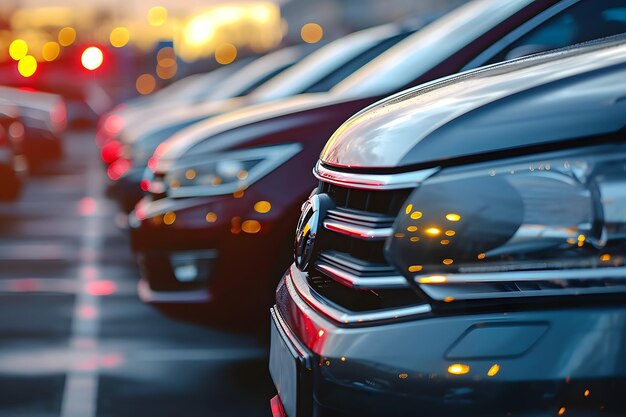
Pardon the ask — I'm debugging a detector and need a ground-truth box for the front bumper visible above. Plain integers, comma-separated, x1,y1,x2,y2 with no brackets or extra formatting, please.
271,264,626,417
129,193,298,320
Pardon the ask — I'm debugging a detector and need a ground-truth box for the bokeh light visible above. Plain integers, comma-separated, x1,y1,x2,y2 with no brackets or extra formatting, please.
81,47,104,70
58,27,76,46
9,39,28,61
17,55,37,77
42,42,60,61
148,6,168,26
215,43,237,65
109,27,130,48
136,74,156,95
301,23,323,43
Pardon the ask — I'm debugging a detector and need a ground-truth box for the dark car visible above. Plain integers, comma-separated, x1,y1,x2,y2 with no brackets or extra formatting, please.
0,86,66,169
107,22,420,212
130,0,626,324
0,103,26,200
269,36,626,417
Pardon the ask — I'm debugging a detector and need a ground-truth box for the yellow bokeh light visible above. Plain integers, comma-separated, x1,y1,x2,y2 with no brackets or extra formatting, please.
215,43,237,65
9,39,28,61
418,275,447,284
410,211,423,219
42,42,60,61
558,407,566,415
440,239,450,245
477,253,486,260
148,6,168,26
446,213,461,222
58,27,76,46
254,201,272,214
205,212,218,223
156,63,177,80
447,363,470,375
110,27,130,48
425,227,441,236
487,364,500,377
405,204,413,215
445,230,456,236
136,74,156,95
242,220,261,234
81,47,104,70
163,211,176,225
185,169,196,180
301,23,323,44
442,258,454,265
407,226,417,232
408,265,422,273
17,55,37,77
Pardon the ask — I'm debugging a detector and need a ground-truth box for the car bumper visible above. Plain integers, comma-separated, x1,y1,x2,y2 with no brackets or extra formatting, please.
129,194,297,320
271,264,626,417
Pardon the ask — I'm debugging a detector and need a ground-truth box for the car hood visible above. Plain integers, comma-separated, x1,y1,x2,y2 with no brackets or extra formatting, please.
153,92,356,171
320,38,626,170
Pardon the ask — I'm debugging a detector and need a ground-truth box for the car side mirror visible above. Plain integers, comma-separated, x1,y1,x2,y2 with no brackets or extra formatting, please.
505,44,553,60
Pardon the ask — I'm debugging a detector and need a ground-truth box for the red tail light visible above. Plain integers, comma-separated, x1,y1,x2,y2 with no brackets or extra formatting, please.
101,139,122,163
270,395,287,417
50,101,67,133
107,158,131,181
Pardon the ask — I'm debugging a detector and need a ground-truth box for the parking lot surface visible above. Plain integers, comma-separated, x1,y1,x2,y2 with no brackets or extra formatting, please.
0,131,273,417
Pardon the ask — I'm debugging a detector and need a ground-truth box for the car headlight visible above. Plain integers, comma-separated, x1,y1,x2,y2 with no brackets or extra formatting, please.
386,144,626,302
156,143,302,198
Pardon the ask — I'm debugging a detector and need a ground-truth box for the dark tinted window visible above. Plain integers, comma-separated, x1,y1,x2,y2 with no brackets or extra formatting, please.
488,0,626,63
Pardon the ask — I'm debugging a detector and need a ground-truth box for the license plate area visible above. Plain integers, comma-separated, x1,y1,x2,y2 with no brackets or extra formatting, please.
270,307,312,417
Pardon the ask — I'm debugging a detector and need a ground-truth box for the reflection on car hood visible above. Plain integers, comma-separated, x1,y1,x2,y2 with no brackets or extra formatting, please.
153,92,351,170
320,37,626,169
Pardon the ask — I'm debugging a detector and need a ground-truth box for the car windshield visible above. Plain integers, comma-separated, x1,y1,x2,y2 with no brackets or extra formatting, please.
249,23,401,102
332,0,534,97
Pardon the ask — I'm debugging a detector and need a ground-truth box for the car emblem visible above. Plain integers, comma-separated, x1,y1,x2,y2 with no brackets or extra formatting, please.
294,192,333,271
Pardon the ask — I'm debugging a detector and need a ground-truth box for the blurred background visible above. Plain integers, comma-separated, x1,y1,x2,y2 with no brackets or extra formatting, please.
0,0,465,116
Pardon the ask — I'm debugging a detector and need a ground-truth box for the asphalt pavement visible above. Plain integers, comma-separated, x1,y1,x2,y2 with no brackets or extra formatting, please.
0,131,273,417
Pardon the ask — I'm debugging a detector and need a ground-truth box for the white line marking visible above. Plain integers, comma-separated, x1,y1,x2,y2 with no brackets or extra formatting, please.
60,137,105,417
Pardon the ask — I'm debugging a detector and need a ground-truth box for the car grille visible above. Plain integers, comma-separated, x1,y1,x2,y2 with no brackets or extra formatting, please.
304,180,426,313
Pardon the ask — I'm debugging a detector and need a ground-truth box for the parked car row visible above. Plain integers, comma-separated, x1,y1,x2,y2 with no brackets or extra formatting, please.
100,0,626,415
0,86,67,201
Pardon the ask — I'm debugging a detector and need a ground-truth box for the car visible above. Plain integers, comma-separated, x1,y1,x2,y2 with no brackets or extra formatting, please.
0,102,26,200
268,35,626,417
0,86,66,170
130,0,626,324
106,22,421,212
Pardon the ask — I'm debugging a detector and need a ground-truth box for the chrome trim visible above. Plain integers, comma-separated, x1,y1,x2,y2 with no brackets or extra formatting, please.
314,161,438,191
461,0,580,71
137,278,211,304
415,267,626,284
323,219,392,240
316,262,409,290
288,265,430,325
270,307,312,369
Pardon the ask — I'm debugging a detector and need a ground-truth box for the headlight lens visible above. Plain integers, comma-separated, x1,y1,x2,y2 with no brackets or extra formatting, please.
154,143,302,198
386,144,626,301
